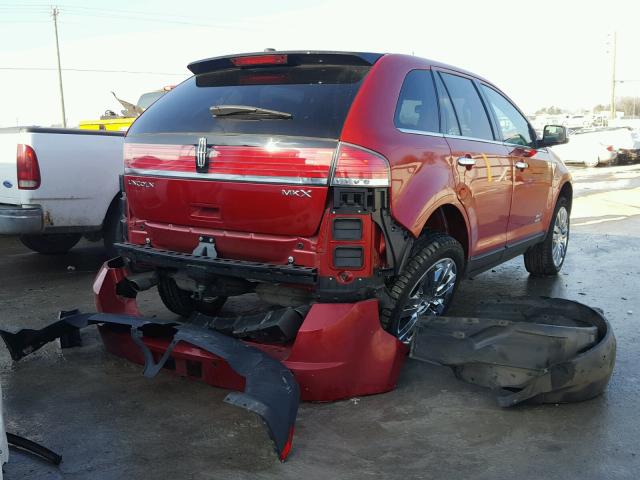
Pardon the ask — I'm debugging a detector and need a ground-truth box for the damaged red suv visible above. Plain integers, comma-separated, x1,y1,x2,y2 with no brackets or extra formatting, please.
118,51,572,342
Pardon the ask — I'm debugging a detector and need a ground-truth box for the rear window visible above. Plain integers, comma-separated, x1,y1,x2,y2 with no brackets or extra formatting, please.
394,70,438,133
128,65,370,139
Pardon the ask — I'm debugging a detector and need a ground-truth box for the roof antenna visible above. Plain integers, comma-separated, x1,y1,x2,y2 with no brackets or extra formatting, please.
264,48,276,52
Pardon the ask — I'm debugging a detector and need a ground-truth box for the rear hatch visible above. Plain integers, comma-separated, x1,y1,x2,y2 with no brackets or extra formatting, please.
125,52,380,238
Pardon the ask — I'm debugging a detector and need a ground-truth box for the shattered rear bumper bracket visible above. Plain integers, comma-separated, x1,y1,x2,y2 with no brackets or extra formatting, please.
0,311,300,461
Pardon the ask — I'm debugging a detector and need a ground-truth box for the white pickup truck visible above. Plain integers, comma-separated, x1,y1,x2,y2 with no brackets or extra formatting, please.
0,127,124,255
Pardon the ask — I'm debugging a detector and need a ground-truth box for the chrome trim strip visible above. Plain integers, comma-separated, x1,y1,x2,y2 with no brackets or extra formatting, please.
125,168,329,185
444,134,505,146
331,178,390,187
397,128,444,138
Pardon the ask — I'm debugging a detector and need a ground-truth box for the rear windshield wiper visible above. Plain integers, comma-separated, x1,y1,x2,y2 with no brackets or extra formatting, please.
210,105,292,120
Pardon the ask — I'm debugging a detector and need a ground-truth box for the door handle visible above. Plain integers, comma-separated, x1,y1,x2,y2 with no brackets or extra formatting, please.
457,157,475,167
515,161,528,170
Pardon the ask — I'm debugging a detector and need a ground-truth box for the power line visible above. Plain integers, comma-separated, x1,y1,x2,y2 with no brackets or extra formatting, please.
0,66,187,76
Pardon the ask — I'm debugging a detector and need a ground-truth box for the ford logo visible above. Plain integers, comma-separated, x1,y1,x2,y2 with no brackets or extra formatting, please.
2,180,12,189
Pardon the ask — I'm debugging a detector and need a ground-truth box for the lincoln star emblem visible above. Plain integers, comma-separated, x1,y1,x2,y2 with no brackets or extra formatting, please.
196,137,209,172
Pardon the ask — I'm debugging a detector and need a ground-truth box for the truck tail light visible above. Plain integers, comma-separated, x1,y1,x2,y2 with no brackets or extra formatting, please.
330,143,390,187
16,144,41,190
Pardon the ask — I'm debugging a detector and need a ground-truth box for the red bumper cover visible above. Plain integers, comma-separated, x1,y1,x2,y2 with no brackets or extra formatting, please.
93,261,406,402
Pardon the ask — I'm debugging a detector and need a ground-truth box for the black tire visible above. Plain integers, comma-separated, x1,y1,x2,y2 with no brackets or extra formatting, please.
381,232,465,342
103,195,124,258
157,276,227,318
524,196,570,276
20,233,81,255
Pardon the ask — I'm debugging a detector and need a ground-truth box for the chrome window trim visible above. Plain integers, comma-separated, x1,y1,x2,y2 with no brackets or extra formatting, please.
397,127,444,138
443,134,505,146
124,168,329,186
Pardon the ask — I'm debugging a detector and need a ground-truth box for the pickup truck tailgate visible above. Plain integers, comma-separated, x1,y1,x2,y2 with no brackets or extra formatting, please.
0,129,20,204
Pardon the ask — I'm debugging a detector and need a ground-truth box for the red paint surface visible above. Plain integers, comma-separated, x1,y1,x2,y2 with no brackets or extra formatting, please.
94,263,406,402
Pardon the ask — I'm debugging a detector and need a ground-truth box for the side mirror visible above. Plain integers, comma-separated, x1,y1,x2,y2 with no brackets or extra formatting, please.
540,125,568,147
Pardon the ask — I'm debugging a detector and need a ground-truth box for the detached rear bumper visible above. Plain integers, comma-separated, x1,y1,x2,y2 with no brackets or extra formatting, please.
0,204,42,235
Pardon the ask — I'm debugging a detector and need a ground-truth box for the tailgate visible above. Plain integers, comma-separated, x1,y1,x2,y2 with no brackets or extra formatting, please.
124,137,335,236
124,52,377,239
0,130,21,204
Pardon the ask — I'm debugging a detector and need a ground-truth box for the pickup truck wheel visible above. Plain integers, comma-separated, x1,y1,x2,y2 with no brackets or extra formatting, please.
524,196,570,275
19,233,82,255
381,233,464,344
157,276,227,318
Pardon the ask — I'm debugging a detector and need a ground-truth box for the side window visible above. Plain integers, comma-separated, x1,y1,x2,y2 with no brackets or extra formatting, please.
481,85,533,146
394,70,439,133
439,72,494,141
434,73,460,136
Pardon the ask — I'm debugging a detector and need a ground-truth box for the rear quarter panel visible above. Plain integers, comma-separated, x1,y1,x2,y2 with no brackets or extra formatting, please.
340,54,469,241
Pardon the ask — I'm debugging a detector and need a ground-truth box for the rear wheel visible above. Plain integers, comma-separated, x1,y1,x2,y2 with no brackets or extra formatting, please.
381,233,465,343
157,275,227,318
524,196,570,275
20,233,81,255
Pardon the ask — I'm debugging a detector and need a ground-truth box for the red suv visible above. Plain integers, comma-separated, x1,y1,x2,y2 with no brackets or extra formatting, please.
118,51,572,342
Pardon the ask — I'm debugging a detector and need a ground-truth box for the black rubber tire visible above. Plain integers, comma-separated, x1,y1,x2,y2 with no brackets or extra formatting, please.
157,276,227,318
380,232,465,339
20,233,81,255
524,196,570,276
103,195,124,258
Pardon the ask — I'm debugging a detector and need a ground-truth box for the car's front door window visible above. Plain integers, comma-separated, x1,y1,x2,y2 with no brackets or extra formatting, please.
481,85,534,147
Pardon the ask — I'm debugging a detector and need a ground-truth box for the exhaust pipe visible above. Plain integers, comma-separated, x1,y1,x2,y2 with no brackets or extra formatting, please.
126,271,158,292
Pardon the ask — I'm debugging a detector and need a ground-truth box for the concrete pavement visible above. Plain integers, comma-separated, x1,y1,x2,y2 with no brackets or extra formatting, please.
1,164,639,479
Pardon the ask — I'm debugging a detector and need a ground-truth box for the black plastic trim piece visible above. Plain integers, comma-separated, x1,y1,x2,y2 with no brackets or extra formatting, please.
466,232,545,277
0,311,300,461
115,242,317,285
332,218,362,240
333,246,363,268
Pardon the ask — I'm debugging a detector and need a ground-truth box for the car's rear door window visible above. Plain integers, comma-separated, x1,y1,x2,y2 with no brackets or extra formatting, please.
439,72,494,141
481,85,534,147
433,73,460,136
128,65,370,139
394,70,439,133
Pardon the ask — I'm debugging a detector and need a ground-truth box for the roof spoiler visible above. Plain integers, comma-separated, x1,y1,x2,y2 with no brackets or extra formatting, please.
187,51,383,75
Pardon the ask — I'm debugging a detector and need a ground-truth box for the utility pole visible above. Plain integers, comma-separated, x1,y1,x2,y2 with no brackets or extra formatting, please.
610,31,617,120
52,6,67,127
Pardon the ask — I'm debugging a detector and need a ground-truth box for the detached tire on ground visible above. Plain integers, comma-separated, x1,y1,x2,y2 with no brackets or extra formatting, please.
524,195,570,276
157,275,227,318
20,233,81,255
381,232,465,343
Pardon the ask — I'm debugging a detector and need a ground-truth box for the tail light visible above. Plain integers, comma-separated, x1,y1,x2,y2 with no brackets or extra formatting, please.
231,54,288,67
16,144,41,190
606,145,614,152
330,143,390,187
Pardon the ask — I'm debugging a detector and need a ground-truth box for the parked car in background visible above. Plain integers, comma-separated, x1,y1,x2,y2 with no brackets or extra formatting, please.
614,127,640,163
116,51,572,342
0,127,124,254
551,128,618,167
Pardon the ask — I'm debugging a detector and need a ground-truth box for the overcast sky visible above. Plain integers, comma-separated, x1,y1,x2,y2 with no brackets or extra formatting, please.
1,0,639,127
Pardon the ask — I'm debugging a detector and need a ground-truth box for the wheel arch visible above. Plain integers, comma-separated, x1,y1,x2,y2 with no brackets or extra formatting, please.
417,203,470,260
558,181,573,213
